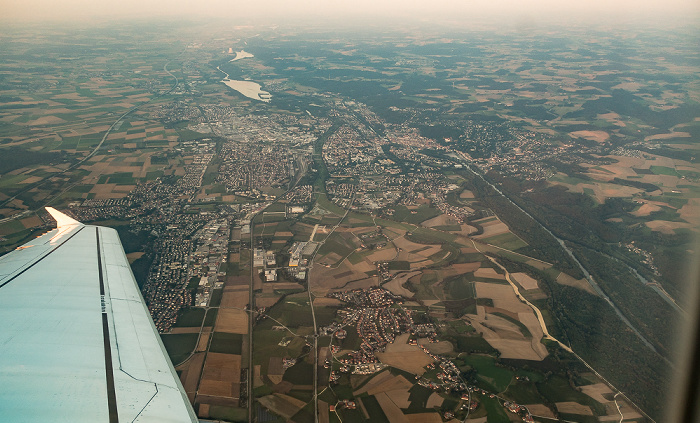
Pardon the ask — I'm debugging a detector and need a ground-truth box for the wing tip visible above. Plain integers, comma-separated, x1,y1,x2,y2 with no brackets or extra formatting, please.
45,207,82,228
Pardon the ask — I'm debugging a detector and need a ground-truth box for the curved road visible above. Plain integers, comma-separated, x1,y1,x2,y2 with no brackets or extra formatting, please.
458,157,664,358
471,239,655,422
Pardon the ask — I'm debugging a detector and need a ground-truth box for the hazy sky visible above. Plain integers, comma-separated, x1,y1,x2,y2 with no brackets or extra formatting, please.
3,0,699,24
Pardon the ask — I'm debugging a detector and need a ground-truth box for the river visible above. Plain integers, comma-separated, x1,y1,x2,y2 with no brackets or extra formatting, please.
216,64,271,103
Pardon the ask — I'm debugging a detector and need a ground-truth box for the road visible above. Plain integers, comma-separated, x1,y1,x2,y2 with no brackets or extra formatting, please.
305,194,355,423
248,213,256,423
457,155,664,359
470,239,655,422
0,61,181,218
471,240,572,353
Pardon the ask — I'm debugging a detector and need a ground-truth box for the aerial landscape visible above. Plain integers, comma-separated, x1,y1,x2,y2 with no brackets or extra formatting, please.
0,1,698,422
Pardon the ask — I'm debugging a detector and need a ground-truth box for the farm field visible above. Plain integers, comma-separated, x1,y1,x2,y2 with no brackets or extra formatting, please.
1,16,694,423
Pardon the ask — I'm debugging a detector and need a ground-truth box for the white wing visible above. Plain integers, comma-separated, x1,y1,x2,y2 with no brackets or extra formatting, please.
0,208,197,423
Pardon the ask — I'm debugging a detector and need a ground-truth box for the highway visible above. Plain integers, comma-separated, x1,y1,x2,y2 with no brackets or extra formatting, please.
0,61,181,220
457,154,665,359
470,239,655,423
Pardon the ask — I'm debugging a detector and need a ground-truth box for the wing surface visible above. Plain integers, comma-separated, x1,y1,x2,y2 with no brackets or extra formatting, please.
0,208,197,422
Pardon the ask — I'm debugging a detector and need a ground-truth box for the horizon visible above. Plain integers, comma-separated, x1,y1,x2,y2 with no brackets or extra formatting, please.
2,0,699,26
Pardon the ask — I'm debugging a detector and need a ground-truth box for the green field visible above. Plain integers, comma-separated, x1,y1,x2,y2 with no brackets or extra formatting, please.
317,231,356,258
388,204,441,224
204,308,219,327
160,333,198,365
459,355,513,392
207,405,248,422
173,307,205,327
649,165,679,176
282,359,314,385
481,232,528,251
358,396,389,423
209,332,243,354
536,375,606,415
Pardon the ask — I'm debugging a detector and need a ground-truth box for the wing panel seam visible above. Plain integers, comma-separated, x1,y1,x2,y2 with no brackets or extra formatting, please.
0,226,85,289
97,227,120,423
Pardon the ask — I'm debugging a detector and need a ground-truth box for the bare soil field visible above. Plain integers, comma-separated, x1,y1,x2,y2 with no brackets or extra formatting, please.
457,224,478,235
474,283,529,312
580,383,613,404
408,258,436,270
178,352,205,397
426,392,443,408
394,237,442,262
591,185,641,204
257,394,306,419
89,183,118,197
113,184,136,193
418,339,454,355
570,130,609,143
256,295,281,308
197,404,210,418
474,268,504,280
632,202,663,217
555,402,593,415
27,115,66,125
518,312,548,357
226,276,250,287
317,252,342,266
556,272,597,295
406,413,442,423
319,400,329,423
20,216,42,229
365,247,399,262
220,286,249,309
375,392,409,423
197,332,211,352
339,278,377,292
473,221,510,238
442,262,481,278
313,297,343,307
680,199,700,226
309,261,370,294
20,176,42,185
354,371,394,395
363,375,413,397
383,271,421,298
169,327,201,334
639,174,679,188
384,389,411,409
482,306,518,321
126,252,145,263
646,220,693,234
460,190,475,199
421,214,459,228
375,334,434,375
526,404,555,417
199,353,241,398
511,272,538,290
472,284,548,360
599,401,642,421
215,309,248,334
253,365,264,389
473,326,545,360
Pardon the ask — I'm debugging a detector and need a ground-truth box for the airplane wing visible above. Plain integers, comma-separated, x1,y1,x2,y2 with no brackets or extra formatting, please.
0,208,198,423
